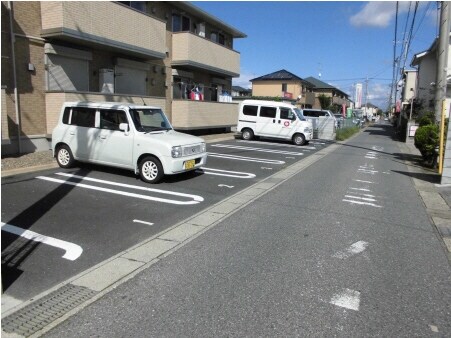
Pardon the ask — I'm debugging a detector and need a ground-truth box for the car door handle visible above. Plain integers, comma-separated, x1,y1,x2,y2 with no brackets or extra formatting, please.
69,131,75,135
100,135,107,140
278,120,281,124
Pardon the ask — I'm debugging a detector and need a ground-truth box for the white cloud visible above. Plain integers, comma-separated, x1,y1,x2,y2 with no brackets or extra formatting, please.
350,2,411,28
232,71,257,89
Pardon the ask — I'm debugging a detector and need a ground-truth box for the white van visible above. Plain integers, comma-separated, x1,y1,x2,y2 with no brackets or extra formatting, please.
52,102,207,183
236,100,313,145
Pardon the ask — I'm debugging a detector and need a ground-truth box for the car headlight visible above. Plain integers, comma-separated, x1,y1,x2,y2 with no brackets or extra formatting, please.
171,146,182,158
201,142,206,153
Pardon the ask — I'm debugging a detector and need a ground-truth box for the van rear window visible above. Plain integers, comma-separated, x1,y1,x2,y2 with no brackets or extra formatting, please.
243,105,258,116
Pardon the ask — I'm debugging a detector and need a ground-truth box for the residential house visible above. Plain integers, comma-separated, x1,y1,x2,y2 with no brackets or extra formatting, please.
1,1,246,155
231,86,251,97
410,33,451,115
399,69,418,117
304,76,351,111
250,69,316,107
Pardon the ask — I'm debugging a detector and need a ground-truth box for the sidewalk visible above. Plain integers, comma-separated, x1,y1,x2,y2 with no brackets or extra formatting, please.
398,142,451,258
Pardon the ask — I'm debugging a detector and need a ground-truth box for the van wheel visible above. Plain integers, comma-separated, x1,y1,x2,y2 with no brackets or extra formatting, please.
139,156,163,184
293,133,306,146
242,129,254,140
56,145,75,168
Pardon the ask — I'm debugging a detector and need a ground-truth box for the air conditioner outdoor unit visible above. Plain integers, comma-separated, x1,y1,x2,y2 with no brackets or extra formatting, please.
99,68,114,93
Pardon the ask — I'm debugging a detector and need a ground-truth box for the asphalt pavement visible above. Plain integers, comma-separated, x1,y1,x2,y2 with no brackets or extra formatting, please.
2,125,451,336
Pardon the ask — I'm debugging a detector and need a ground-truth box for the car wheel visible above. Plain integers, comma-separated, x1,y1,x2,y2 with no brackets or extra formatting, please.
242,128,254,140
139,156,163,184
56,145,75,168
293,133,306,146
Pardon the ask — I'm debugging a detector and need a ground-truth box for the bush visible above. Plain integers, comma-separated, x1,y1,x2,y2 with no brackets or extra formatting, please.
414,124,439,164
336,126,360,141
416,111,435,126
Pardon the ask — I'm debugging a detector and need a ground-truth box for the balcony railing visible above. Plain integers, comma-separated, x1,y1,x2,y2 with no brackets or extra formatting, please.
172,32,240,77
41,2,166,59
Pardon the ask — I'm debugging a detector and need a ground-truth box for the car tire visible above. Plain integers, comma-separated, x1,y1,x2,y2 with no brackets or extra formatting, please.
56,145,75,168
292,133,306,146
242,128,254,141
139,156,164,184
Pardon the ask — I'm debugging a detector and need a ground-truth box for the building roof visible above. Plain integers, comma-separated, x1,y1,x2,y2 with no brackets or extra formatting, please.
232,86,251,92
171,2,247,38
305,76,349,98
250,69,310,85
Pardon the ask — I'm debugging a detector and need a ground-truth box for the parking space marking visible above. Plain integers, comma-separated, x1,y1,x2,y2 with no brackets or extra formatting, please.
1,222,83,261
211,144,304,156
218,184,234,188
333,241,369,259
353,179,376,184
197,167,256,178
330,288,361,311
208,152,285,164
342,199,382,208
36,174,204,205
133,220,154,226
237,140,316,150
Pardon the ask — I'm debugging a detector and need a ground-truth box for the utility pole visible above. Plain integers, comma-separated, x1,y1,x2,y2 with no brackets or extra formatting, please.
435,1,450,123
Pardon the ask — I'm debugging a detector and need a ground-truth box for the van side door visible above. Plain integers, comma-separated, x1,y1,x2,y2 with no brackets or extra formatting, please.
94,109,134,168
256,106,279,137
278,107,298,138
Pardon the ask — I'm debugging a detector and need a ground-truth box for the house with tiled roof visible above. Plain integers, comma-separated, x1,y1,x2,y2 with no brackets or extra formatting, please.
304,77,351,110
250,69,316,107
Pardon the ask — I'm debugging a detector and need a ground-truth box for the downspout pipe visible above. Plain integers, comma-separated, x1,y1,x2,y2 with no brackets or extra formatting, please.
8,1,21,154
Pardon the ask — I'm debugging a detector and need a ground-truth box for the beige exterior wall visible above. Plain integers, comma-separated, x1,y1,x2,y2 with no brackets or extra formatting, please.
171,101,238,129
172,32,240,76
252,81,305,98
41,2,166,57
45,93,166,134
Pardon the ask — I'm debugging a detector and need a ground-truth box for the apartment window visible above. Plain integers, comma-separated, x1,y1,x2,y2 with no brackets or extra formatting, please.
172,13,191,32
118,1,146,13
211,32,225,45
282,83,287,92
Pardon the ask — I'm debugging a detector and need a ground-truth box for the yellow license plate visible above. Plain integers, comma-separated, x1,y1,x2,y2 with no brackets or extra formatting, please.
184,159,195,169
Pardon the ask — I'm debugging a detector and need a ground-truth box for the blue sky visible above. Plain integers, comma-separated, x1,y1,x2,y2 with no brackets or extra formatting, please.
192,1,438,110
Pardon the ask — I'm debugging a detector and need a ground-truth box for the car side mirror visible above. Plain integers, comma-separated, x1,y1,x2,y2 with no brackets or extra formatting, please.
119,123,129,135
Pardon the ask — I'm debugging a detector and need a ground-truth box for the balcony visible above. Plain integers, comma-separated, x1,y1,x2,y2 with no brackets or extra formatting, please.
171,100,239,130
41,2,166,59
172,32,240,77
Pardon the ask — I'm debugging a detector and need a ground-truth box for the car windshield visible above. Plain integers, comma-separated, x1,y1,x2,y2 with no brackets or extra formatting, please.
130,108,172,132
294,108,306,121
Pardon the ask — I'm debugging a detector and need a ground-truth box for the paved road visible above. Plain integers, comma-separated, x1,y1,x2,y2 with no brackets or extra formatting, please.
43,123,451,337
1,136,328,307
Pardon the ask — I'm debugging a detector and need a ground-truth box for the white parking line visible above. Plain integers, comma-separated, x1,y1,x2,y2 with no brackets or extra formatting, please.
344,195,377,202
237,140,316,150
197,167,256,178
133,220,154,226
208,152,285,164
353,179,376,184
1,222,83,261
333,241,369,259
330,289,361,311
342,199,382,208
212,144,304,156
36,174,204,205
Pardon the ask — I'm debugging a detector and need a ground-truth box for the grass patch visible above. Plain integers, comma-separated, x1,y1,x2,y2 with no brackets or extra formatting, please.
336,126,360,141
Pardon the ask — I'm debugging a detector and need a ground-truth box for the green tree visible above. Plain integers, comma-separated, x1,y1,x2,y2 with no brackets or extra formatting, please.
318,94,331,110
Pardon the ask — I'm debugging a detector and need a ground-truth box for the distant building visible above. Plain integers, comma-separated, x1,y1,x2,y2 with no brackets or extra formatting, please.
304,77,351,110
250,69,315,107
231,86,251,97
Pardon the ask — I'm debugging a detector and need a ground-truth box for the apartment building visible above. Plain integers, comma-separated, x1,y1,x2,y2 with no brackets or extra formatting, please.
1,1,246,155
304,76,350,110
250,69,316,108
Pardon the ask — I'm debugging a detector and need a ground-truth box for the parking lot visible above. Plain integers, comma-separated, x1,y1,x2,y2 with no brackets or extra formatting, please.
1,137,331,305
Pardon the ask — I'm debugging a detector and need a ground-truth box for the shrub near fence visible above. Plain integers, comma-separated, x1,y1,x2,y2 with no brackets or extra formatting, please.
336,126,360,141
